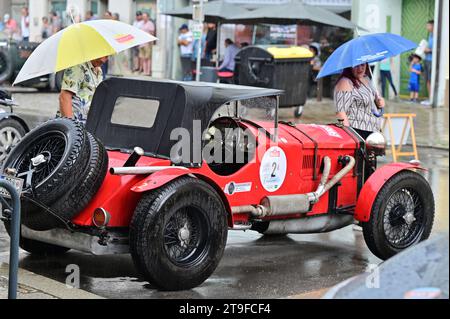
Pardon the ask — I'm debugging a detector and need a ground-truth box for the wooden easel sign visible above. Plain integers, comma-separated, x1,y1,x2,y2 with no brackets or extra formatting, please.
382,114,419,162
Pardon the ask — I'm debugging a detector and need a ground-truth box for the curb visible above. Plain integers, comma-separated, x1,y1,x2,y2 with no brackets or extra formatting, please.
417,144,450,151
0,263,104,299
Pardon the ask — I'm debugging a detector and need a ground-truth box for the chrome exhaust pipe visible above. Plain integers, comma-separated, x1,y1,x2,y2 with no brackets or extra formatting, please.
262,214,355,234
231,156,355,217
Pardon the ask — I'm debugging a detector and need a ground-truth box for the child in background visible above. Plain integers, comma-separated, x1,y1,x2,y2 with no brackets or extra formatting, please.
408,54,422,103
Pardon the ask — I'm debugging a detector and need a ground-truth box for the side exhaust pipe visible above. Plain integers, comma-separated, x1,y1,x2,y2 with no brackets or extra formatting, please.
231,156,355,217
260,214,355,235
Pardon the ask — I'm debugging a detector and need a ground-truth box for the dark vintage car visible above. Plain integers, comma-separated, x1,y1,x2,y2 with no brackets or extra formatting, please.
0,89,30,164
1,78,435,291
0,32,62,90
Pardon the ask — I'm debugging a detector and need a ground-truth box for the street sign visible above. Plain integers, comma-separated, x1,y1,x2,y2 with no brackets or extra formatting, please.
0,175,23,199
192,22,203,40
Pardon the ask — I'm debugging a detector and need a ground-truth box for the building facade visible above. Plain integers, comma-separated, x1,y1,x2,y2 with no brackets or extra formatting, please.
1,0,190,79
352,0,448,107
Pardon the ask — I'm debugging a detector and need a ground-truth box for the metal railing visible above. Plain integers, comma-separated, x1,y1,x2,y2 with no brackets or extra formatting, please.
0,179,21,299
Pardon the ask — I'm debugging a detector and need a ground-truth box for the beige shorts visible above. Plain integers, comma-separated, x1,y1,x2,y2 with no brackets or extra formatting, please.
139,45,152,59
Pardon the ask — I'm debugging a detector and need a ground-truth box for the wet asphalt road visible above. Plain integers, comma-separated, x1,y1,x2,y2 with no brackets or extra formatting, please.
0,91,448,298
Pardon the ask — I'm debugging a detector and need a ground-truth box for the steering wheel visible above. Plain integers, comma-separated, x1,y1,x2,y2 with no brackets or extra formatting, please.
205,117,244,164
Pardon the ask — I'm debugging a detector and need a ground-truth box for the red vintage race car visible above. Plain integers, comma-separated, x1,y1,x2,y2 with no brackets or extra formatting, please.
1,78,435,291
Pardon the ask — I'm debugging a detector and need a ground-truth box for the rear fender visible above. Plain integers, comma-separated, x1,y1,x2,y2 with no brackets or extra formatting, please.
131,169,234,227
0,113,30,132
130,168,192,193
354,163,426,222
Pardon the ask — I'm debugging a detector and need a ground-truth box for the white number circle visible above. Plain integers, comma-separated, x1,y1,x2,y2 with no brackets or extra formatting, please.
259,146,287,192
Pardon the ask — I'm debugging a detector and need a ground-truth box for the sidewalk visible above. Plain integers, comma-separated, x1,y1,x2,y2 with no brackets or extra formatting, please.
280,98,449,150
0,263,103,299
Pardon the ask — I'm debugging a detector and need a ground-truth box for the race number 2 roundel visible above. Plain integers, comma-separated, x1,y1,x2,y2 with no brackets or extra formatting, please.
259,146,287,192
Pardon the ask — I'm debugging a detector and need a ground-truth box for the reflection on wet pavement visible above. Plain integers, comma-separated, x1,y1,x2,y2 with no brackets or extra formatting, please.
0,148,447,299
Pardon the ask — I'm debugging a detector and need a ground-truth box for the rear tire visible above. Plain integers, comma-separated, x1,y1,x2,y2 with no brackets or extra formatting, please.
362,171,435,260
130,177,228,291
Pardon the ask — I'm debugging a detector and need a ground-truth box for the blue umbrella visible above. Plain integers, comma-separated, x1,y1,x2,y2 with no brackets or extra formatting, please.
317,33,416,117
317,33,417,79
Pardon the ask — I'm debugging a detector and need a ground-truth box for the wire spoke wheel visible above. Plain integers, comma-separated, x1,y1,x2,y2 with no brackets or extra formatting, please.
163,206,208,267
0,126,23,163
12,131,67,190
383,187,424,249
363,170,434,260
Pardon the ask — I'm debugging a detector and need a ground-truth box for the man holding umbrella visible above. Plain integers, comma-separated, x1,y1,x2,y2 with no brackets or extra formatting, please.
58,57,108,122
13,19,157,122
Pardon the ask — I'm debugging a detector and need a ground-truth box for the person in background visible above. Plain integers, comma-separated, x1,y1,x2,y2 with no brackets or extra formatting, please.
308,43,322,97
41,17,53,40
85,10,97,21
51,11,62,34
178,24,194,81
205,23,217,61
334,63,385,140
3,14,18,39
59,57,108,123
138,12,155,76
218,39,239,73
421,20,434,106
99,11,114,78
104,11,113,19
379,58,398,100
132,11,144,72
408,54,422,104
20,7,30,42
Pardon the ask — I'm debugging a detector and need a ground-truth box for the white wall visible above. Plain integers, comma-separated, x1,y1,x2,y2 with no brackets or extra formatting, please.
66,0,88,21
351,0,403,98
437,0,449,107
108,0,133,23
29,0,49,42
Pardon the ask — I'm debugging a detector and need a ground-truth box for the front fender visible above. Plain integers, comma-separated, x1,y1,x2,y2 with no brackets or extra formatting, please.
354,163,426,222
0,113,30,132
130,168,192,193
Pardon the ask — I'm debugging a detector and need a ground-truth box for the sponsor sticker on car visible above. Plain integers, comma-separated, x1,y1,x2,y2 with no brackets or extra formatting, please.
224,182,252,195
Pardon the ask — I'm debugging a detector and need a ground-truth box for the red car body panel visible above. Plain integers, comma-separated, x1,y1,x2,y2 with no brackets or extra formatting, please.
70,122,365,229
354,163,426,222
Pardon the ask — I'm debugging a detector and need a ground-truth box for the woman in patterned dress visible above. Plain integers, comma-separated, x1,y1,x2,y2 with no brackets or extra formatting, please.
334,63,385,140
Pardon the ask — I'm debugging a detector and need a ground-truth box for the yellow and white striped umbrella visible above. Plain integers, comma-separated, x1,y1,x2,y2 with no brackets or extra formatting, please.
14,19,157,85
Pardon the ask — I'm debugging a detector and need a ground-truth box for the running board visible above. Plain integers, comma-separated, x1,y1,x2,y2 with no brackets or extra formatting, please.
21,226,129,255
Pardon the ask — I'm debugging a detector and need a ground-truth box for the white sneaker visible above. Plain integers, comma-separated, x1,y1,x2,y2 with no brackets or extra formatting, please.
421,100,432,106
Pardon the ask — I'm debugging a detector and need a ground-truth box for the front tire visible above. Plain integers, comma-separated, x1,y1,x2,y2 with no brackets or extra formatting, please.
362,170,435,260
130,177,228,291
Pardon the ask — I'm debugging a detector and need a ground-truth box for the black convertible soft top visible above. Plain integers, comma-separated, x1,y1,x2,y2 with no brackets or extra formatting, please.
86,77,283,164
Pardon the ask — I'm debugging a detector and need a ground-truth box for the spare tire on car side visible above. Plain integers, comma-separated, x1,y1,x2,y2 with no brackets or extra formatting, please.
49,132,108,227
2,118,108,231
